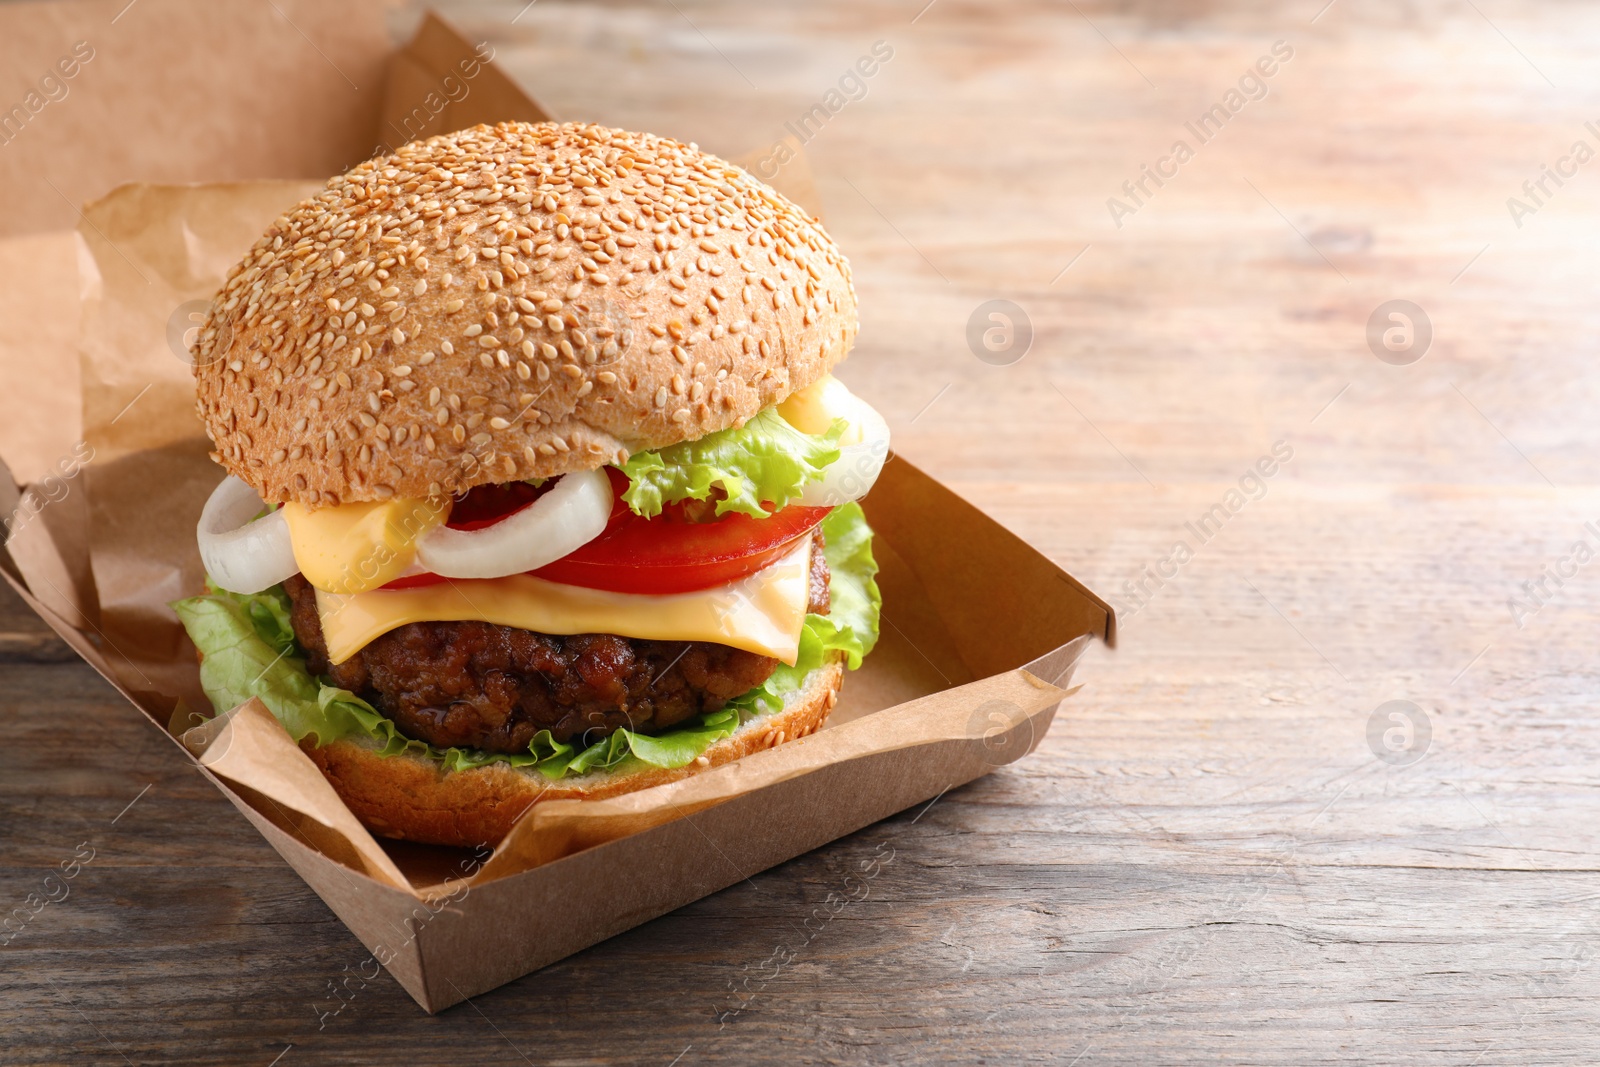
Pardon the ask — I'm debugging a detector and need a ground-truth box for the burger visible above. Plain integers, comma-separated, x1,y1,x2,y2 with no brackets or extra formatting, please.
171,122,887,849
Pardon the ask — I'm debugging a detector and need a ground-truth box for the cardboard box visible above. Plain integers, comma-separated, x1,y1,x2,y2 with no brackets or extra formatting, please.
0,1,1114,1011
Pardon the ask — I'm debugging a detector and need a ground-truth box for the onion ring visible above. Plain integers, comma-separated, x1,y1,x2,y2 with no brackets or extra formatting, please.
796,395,891,507
197,475,300,594
414,468,612,579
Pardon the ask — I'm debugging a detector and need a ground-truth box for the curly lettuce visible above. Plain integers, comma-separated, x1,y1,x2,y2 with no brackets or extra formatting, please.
617,408,845,519
170,504,881,781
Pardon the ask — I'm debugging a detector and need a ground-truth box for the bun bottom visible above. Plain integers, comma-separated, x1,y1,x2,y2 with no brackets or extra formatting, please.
303,659,845,849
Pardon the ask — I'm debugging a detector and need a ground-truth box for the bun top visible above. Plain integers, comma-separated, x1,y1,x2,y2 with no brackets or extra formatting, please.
191,121,858,506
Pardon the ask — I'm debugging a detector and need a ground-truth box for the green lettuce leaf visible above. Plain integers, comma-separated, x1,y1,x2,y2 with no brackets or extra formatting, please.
170,503,882,780
617,408,845,519
723,503,881,718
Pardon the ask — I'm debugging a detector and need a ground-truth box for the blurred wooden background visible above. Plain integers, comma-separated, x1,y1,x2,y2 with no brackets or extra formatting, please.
8,0,1600,1063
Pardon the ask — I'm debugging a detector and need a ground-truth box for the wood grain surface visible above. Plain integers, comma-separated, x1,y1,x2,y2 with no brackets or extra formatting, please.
7,0,1600,1063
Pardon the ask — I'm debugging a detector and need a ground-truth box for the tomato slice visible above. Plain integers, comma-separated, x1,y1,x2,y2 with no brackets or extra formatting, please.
382,469,831,595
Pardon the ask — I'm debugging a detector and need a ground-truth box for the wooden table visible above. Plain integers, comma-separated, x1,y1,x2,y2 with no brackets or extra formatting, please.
7,0,1600,1062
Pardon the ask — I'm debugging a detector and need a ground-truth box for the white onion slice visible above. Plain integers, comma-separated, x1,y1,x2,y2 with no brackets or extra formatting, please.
197,475,300,594
415,468,612,579
797,396,892,507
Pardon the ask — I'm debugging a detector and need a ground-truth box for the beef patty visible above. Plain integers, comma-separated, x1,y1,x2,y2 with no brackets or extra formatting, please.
284,529,830,753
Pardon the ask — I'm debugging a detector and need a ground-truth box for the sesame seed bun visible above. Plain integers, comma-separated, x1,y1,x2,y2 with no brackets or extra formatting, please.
192,121,859,507
302,657,844,849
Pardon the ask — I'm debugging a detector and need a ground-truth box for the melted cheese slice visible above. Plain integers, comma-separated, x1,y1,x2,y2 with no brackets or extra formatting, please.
282,496,449,595
314,538,812,666
777,374,865,444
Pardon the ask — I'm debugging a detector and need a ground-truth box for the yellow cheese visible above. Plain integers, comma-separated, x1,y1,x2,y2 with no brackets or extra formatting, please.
282,497,449,595
777,375,865,445
314,538,812,666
